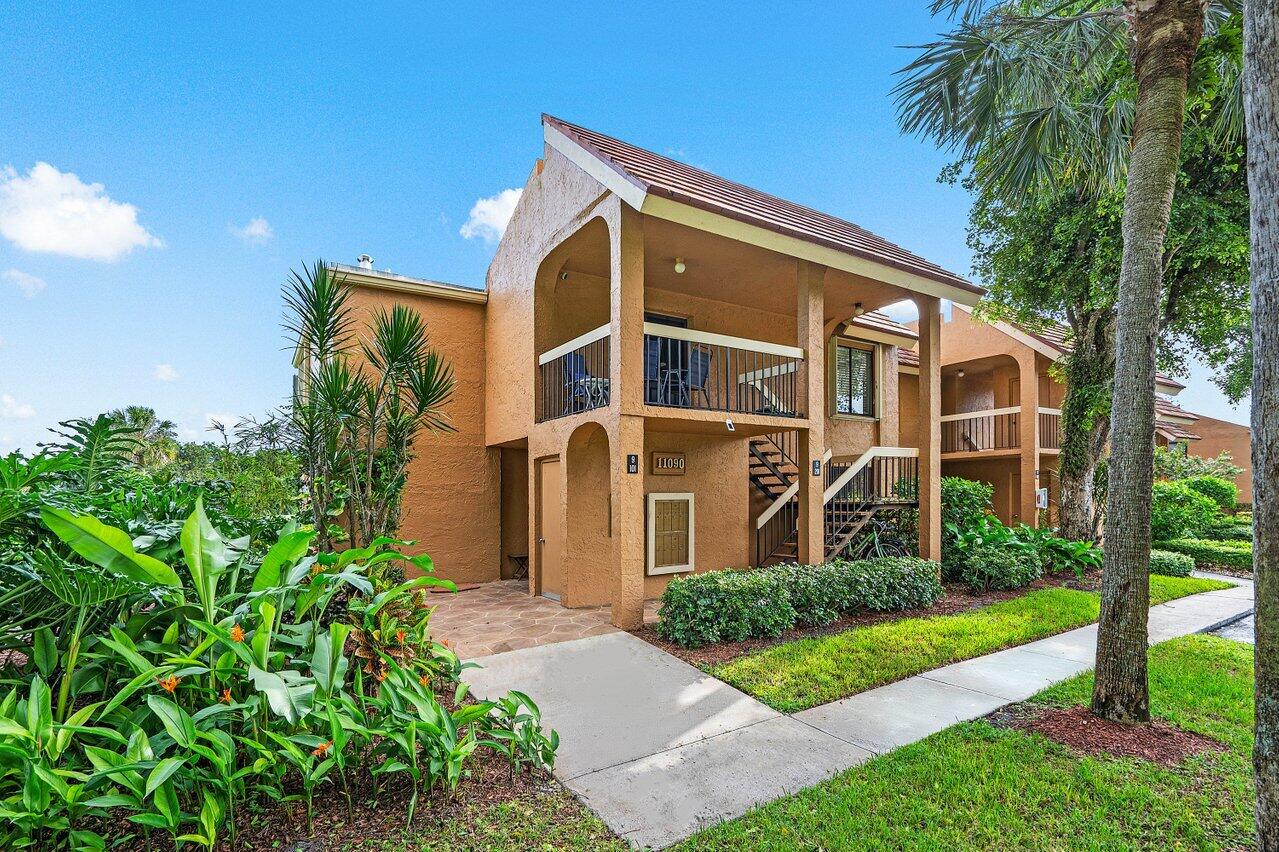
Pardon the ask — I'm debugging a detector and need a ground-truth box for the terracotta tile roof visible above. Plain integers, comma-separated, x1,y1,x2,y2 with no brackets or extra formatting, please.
543,115,980,296
1156,398,1199,422
847,310,918,340
1015,319,1186,390
1159,422,1202,441
898,347,920,368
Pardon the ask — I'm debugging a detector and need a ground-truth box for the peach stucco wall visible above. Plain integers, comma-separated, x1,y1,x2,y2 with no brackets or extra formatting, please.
1190,414,1254,503
346,285,501,585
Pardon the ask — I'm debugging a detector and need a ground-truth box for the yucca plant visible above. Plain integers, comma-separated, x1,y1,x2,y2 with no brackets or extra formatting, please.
283,260,456,551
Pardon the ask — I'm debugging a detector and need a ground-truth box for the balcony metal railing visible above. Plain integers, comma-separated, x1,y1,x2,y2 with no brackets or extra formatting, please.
536,324,610,423
643,323,804,417
941,407,1020,454
1039,407,1063,450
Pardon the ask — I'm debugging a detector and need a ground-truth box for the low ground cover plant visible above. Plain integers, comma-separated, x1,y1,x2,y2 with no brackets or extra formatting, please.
1149,548,1195,577
1157,537,1253,571
656,557,942,648
0,502,557,850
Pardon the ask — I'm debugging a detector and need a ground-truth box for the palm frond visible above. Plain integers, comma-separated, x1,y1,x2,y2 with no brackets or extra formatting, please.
284,259,354,363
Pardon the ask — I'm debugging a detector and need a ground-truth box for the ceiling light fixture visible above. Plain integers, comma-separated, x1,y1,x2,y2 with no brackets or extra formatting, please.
957,369,966,378
851,302,865,317
674,257,686,274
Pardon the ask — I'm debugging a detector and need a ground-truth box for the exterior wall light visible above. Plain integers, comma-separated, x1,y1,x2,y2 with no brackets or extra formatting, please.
674,257,686,274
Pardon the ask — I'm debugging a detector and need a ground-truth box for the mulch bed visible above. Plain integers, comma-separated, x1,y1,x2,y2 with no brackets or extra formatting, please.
633,569,1101,668
106,744,570,851
996,704,1227,768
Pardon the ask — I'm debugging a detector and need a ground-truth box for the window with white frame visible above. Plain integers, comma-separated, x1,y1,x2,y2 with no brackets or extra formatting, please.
833,342,875,417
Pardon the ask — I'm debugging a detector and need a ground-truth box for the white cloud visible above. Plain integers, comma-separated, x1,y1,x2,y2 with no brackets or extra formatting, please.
3,268,45,298
460,188,522,243
0,162,161,261
230,216,273,244
154,363,179,382
0,394,35,420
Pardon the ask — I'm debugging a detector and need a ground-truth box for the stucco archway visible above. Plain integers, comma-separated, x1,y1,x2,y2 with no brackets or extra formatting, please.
563,421,613,606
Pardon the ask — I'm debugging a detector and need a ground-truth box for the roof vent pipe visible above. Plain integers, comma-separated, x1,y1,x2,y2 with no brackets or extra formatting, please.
357,254,373,269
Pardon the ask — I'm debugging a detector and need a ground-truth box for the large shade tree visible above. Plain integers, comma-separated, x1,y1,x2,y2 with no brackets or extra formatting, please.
965,115,1249,542
1245,0,1278,844
896,0,1241,722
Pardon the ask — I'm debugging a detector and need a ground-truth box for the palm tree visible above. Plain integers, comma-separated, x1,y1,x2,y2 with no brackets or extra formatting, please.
283,261,456,550
105,405,178,467
895,0,1241,723
1244,0,1279,843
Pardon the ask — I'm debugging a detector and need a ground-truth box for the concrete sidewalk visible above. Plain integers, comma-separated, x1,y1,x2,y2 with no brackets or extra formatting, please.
463,576,1253,849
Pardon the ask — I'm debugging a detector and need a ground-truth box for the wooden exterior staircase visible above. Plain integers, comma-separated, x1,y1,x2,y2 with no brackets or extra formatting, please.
753,441,919,565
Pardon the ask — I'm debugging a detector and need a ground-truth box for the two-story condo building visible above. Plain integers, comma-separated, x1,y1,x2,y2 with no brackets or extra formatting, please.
338,115,985,629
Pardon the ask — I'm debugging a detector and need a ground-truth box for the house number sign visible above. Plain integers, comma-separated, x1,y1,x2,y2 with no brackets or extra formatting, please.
651,452,686,475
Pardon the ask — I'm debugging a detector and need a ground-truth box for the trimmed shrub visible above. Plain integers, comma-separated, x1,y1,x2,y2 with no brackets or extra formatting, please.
849,557,944,611
1157,538,1253,571
1149,548,1195,577
655,557,945,647
1183,475,1238,511
770,562,846,627
959,544,1043,592
1202,520,1253,541
657,568,795,647
1151,480,1221,540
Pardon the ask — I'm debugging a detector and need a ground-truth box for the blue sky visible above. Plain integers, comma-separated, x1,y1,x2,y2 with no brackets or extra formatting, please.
0,3,1248,451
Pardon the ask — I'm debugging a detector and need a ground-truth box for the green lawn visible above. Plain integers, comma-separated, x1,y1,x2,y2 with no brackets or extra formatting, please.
711,574,1232,712
681,634,1254,850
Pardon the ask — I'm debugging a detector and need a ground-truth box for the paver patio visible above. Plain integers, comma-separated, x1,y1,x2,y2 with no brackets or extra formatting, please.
428,579,658,657
461,575,1254,849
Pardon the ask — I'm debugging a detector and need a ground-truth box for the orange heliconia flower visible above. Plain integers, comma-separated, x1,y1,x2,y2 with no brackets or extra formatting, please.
229,623,245,643
396,629,407,644
418,674,429,687
311,741,332,757
375,667,388,683
441,638,450,648
156,675,180,693
220,688,233,704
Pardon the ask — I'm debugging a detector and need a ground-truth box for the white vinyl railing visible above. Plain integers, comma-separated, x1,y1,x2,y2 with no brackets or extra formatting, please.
823,446,919,503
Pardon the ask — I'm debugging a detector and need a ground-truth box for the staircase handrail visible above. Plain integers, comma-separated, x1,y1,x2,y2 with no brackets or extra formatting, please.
823,446,919,504
754,447,832,530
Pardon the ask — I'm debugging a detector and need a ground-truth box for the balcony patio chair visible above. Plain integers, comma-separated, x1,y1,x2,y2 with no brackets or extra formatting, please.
663,345,713,409
561,353,608,414
643,336,663,404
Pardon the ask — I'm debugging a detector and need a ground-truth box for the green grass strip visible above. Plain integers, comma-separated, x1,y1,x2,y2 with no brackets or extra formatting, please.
682,635,1254,851
710,575,1231,713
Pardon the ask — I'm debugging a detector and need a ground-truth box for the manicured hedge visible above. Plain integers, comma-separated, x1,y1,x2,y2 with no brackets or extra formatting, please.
1149,548,1195,577
656,557,943,648
1156,538,1253,571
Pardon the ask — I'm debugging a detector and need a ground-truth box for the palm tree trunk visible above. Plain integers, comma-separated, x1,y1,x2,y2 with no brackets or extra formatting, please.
1092,0,1203,724
1247,0,1279,844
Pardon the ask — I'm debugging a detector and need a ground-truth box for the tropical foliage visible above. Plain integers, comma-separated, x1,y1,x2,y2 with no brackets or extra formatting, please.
0,502,556,850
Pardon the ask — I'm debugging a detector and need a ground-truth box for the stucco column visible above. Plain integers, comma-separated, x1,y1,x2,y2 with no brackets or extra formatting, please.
1016,351,1041,527
915,296,942,562
880,346,900,446
796,260,826,564
610,414,645,628
611,204,645,415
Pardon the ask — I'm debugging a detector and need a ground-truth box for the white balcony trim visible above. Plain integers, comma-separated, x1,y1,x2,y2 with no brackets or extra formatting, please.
823,446,919,504
939,406,1020,423
538,323,611,366
1038,407,1062,416
643,322,805,359
755,448,832,530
